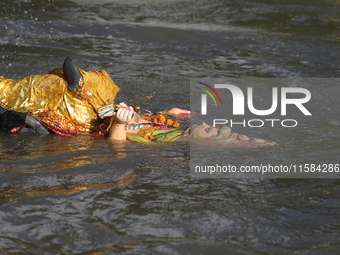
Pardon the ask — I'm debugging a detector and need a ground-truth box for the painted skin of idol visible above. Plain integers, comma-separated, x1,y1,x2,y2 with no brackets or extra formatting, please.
195,122,220,138
191,122,236,141
192,122,277,146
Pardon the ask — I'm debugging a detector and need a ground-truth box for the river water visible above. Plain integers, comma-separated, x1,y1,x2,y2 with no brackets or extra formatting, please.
1,0,340,254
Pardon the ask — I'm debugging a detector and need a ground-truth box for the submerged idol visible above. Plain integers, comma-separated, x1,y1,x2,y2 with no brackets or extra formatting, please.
110,107,277,147
0,57,277,147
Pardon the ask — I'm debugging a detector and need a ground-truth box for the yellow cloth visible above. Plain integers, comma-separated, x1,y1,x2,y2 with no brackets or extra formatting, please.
0,68,120,135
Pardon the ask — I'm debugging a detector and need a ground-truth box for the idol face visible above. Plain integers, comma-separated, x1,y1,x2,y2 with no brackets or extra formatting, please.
195,122,219,139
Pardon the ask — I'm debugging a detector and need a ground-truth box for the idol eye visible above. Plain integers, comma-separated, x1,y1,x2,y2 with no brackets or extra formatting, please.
205,128,210,133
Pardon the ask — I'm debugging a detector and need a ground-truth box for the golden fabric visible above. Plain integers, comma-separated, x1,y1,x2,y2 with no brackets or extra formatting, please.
0,68,120,135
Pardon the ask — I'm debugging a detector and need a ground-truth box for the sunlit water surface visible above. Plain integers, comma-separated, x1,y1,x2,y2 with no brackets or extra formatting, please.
1,0,340,254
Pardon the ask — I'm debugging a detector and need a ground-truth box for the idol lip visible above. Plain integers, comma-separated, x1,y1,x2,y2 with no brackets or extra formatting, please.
206,126,217,134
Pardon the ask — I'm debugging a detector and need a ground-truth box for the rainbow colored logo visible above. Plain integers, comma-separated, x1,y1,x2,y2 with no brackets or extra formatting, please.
196,82,223,106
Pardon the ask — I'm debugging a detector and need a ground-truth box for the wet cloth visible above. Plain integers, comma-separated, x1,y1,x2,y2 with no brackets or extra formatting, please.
127,128,184,144
0,68,120,135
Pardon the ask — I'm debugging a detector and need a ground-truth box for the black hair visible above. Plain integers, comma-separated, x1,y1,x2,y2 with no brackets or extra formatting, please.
0,110,27,132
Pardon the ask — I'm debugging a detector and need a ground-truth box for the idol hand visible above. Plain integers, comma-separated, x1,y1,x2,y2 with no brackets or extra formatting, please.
168,108,192,116
116,107,134,124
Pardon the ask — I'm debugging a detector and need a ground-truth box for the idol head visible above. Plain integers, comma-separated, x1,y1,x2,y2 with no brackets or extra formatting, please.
180,122,232,141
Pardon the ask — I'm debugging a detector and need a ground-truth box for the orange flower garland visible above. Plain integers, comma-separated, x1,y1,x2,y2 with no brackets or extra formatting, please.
166,119,173,126
154,115,166,124
150,115,180,128
166,118,180,128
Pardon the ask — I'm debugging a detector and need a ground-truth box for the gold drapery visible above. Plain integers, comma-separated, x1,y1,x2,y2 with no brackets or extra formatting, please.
0,68,120,135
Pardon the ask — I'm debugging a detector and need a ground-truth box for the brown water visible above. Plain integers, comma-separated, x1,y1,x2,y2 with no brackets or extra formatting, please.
1,0,340,254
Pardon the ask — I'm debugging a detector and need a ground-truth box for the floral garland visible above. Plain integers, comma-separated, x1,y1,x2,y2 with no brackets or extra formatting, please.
137,114,180,140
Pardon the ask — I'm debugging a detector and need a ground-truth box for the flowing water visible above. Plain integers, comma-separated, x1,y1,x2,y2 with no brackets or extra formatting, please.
1,0,340,254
